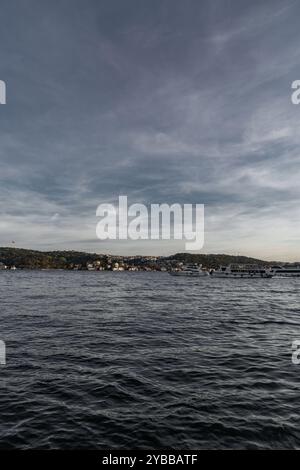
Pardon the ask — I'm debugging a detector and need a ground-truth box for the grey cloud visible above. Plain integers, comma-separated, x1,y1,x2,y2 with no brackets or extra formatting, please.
0,0,300,259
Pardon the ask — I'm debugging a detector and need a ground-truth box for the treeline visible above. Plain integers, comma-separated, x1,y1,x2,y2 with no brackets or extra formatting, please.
0,247,105,269
169,253,275,269
0,247,276,270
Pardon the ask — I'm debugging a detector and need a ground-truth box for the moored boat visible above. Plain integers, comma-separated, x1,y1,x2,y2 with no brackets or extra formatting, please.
169,264,209,277
271,265,300,277
210,264,274,278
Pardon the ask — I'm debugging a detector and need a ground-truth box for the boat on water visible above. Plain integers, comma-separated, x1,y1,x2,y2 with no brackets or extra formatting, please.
169,264,209,277
271,265,300,277
210,264,274,278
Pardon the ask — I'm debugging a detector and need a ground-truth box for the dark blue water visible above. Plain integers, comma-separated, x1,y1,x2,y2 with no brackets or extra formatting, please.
0,270,300,449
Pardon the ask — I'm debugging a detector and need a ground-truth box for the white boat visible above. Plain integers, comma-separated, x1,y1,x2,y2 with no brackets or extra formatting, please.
271,265,300,277
86,264,96,271
169,264,209,277
211,264,274,278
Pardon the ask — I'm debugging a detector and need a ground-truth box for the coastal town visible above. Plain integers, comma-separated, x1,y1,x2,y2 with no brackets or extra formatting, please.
0,247,275,272
0,247,300,275
0,254,184,272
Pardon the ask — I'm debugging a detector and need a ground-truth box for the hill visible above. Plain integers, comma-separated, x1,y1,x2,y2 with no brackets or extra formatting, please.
0,247,277,270
0,247,105,269
169,253,275,269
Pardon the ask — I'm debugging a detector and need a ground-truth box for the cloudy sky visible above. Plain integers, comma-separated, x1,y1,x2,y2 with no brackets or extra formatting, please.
1,0,300,259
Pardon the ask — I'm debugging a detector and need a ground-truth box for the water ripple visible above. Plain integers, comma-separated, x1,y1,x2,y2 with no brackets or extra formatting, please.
0,270,300,449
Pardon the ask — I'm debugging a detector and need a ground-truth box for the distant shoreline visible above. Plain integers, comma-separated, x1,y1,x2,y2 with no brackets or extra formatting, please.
0,246,290,271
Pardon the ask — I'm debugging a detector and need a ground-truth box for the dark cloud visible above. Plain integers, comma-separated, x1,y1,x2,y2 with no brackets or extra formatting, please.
0,0,300,259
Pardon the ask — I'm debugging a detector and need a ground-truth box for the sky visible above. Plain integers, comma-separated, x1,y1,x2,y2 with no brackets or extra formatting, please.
1,0,300,260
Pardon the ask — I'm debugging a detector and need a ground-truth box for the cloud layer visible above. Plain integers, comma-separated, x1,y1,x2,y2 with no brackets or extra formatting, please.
1,0,300,259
